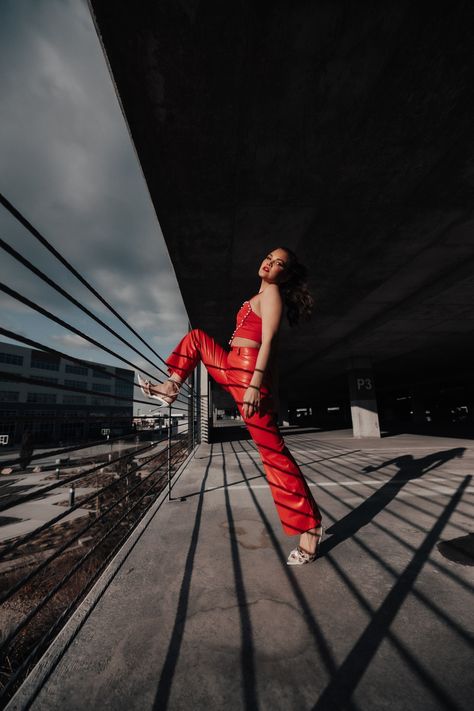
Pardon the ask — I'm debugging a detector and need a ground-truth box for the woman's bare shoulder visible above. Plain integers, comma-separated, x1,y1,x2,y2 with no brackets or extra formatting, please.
260,284,282,303
258,285,283,323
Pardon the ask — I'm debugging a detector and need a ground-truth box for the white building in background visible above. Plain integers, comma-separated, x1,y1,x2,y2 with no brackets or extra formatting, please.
0,341,134,446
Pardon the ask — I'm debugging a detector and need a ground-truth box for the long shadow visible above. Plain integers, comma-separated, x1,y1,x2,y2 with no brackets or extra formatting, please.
296,442,474,605
220,441,259,710
152,446,215,710
323,448,466,555
152,441,259,710
312,476,471,711
227,441,343,698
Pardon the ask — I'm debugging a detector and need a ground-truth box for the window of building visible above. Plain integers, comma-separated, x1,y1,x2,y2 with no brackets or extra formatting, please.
63,395,87,404
0,352,23,366
27,393,57,404
0,391,19,402
65,364,88,375
115,368,133,382
33,376,58,384
92,369,112,379
65,380,87,390
32,421,54,436
91,397,110,406
30,355,59,371
24,410,54,418
92,383,111,393
115,382,133,396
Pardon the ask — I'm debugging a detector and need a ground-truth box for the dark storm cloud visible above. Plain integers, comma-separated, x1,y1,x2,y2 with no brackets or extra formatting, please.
0,0,188,368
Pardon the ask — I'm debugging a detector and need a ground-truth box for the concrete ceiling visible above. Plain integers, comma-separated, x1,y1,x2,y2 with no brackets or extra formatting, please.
89,0,474,403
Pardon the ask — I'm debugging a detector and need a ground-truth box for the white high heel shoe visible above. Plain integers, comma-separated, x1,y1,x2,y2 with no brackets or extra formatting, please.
137,373,180,407
286,525,324,566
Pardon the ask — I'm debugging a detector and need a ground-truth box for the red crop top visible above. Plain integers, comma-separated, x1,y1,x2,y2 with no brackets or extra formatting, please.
228,297,262,345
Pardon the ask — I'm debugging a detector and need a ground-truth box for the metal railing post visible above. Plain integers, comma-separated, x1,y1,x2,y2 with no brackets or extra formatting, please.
167,403,172,500
188,369,194,454
196,361,202,444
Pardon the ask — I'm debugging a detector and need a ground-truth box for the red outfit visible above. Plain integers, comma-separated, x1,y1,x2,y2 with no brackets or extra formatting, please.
229,297,263,343
165,316,322,536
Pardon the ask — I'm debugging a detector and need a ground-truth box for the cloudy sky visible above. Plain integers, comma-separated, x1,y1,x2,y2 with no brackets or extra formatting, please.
0,0,189,398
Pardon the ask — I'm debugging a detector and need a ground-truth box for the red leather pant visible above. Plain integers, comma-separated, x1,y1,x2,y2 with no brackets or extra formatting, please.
165,328,322,536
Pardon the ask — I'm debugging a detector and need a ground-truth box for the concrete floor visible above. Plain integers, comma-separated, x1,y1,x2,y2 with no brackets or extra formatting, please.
7,429,474,711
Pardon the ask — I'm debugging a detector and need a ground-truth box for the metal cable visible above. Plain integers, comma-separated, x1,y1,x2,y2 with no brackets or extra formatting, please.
0,429,146,470
0,369,190,411
0,444,188,694
0,282,190,394
0,443,173,605
0,435,168,519
0,236,190,393
0,191,188,380
0,326,154,390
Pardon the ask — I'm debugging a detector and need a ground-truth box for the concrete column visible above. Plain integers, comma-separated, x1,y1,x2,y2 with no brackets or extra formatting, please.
346,356,381,438
198,361,212,443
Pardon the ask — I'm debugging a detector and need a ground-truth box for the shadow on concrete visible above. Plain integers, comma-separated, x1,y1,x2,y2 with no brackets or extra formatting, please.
324,447,466,552
153,436,470,711
209,424,332,442
152,440,338,711
209,424,250,442
210,422,474,442
151,448,216,710
313,476,471,711
380,423,474,440
438,533,474,566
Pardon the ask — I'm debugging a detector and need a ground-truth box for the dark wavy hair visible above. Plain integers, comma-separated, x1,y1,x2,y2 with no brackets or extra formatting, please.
277,246,315,327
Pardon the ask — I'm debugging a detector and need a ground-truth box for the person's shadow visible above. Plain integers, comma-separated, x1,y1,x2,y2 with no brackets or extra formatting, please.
323,447,466,554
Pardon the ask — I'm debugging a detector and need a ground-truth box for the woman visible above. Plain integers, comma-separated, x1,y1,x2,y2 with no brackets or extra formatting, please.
140,247,323,565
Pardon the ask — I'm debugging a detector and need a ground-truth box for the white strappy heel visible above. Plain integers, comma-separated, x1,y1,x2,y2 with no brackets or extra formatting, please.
137,373,180,407
286,525,324,566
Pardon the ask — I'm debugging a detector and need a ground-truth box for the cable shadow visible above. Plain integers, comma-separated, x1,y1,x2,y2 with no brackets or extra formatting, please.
312,476,471,711
226,440,342,702
296,442,474,605
151,445,216,710
177,472,266,498
220,441,259,710
323,448,466,555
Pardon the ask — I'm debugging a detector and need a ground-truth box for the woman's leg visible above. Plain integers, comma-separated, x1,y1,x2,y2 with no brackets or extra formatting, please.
164,328,230,391
226,348,322,537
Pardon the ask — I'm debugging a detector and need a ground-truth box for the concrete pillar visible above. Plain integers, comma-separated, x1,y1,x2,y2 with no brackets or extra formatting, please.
198,361,212,443
346,356,381,438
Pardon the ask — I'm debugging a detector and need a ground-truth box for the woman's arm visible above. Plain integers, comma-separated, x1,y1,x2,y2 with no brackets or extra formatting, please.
242,287,282,418
249,286,282,388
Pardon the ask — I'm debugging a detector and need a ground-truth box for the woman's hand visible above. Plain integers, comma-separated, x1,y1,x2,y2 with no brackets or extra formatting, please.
242,385,261,419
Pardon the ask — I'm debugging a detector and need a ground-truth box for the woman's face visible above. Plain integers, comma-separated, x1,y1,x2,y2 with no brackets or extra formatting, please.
258,248,289,284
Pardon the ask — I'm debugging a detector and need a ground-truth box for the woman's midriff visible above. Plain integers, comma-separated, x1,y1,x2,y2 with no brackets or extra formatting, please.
230,337,261,348
228,342,272,397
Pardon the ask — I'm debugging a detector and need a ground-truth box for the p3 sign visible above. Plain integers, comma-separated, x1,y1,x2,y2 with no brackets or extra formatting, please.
348,369,377,400
356,377,373,392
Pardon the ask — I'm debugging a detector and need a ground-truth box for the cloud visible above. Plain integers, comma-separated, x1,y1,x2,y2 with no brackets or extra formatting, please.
0,0,188,368
51,332,99,350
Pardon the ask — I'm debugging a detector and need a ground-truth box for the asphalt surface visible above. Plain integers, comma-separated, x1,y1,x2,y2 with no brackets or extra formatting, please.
6,429,474,711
